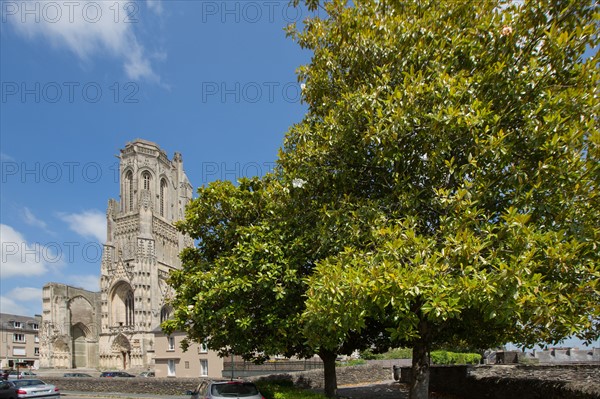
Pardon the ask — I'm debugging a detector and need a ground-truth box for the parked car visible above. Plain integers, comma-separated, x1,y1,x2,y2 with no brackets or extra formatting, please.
138,371,155,378
0,380,16,399
7,372,36,380
2,379,60,399
99,371,136,378
189,381,265,399
63,373,92,377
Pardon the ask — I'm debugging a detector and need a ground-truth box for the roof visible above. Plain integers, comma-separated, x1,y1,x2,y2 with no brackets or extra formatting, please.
0,313,41,331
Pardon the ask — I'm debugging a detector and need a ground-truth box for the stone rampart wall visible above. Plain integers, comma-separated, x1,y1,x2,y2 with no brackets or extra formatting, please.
38,377,199,396
37,363,600,398
250,362,393,389
38,363,393,395
399,364,600,399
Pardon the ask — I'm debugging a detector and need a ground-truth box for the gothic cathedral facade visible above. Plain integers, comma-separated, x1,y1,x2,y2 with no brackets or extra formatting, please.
40,139,193,370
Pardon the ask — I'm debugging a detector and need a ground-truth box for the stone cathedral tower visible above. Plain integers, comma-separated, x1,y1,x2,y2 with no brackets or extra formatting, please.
40,139,193,370
98,139,193,369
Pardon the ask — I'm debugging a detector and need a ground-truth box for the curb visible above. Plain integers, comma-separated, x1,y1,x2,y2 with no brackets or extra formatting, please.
61,392,188,399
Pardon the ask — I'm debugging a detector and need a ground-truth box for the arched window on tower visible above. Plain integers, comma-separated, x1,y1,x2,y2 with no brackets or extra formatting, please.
160,305,172,323
142,171,151,191
125,171,133,211
125,290,134,326
160,179,167,217
111,282,135,327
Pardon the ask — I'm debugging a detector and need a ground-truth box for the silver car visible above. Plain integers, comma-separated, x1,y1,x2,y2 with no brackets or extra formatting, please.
191,381,265,399
7,379,60,399
7,371,36,380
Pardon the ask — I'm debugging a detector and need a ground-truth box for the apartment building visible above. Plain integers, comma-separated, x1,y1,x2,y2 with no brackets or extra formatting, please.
0,313,42,370
154,329,223,378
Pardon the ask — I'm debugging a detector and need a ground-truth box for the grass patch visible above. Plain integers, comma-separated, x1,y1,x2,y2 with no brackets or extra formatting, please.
361,347,412,360
257,380,326,399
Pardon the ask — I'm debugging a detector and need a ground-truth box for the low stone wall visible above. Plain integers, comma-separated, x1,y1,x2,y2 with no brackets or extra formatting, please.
37,363,393,395
37,377,199,396
250,362,393,389
398,364,600,399
36,363,600,398
494,348,600,364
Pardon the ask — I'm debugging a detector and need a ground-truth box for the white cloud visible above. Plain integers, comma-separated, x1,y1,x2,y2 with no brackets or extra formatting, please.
146,0,163,15
1,153,15,161
10,287,43,302
0,287,43,316
0,224,55,278
23,207,48,230
58,210,106,243
0,296,31,316
5,0,160,82
65,274,100,292
125,41,156,81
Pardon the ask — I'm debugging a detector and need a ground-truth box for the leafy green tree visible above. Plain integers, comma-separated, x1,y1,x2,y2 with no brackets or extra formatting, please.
163,176,393,397
163,178,309,360
281,0,599,398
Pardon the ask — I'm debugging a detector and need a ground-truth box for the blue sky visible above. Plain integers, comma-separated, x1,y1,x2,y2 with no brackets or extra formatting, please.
1,0,313,316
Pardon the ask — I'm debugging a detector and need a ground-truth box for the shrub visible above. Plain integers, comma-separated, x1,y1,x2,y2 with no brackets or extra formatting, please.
361,348,480,364
360,347,412,360
430,351,481,365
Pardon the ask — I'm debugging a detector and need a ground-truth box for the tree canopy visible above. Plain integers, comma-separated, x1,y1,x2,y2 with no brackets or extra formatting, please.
166,1,599,398
163,175,393,396
281,0,599,397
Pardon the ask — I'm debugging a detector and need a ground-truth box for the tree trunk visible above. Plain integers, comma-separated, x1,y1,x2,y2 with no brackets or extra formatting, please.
319,349,338,398
409,318,430,399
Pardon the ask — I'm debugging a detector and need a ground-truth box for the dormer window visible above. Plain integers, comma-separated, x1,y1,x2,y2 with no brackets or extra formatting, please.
13,321,22,329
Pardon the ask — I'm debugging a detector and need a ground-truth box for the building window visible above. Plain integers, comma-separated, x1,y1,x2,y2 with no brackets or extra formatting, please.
185,361,190,369
13,347,26,356
199,341,208,354
125,291,135,326
13,333,25,343
34,335,39,343
160,179,167,217
142,171,151,190
168,336,175,351
200,359,208,377
31,323,39,330
167,360,176,377
126,171,134,211
13,321,22,329
160,306,172,323
111,282,135,327
34,348,40,356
